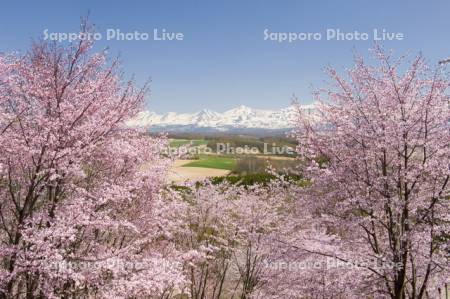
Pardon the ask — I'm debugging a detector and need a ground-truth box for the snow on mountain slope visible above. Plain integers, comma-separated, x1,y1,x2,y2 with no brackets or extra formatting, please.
127,104,316,132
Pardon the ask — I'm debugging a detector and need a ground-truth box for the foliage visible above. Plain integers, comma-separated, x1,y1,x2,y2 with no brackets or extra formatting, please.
210,173,303,186
232,156,301,175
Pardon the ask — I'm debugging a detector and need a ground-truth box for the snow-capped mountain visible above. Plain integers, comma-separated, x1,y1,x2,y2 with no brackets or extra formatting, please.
127,104,316,133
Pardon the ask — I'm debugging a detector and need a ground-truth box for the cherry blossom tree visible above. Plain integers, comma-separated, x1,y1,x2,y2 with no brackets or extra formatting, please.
0,25,187,298
175,178,303,299
293,47,450,298
3,20,448,299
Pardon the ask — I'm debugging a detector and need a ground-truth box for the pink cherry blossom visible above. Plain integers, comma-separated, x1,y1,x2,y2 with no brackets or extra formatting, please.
292,46,450,298
0,25,187,298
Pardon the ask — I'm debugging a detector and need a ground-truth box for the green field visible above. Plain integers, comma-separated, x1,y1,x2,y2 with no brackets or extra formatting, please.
169,139,208,147
182,155,236,170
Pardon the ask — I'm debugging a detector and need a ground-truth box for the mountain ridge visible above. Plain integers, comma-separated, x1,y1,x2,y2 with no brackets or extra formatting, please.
127,104,316,132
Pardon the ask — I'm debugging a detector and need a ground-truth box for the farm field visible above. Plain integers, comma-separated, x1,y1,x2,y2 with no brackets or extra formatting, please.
182,155,236,170
167,159,231,183
165,135,300,183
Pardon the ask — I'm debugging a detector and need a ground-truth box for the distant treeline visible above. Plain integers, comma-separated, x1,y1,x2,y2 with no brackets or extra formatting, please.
232,156,301,175
210,173,305,186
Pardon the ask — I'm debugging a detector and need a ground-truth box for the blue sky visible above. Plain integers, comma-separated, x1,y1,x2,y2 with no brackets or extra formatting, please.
1,1,450,113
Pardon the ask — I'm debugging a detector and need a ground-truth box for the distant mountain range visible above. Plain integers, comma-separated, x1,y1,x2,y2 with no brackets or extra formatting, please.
127,104,316,133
